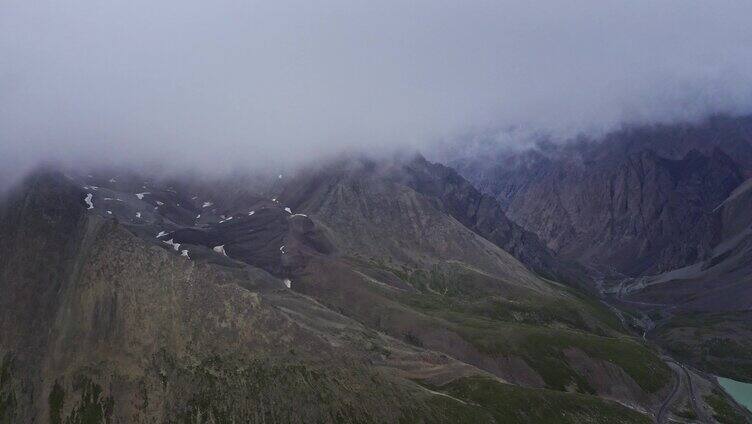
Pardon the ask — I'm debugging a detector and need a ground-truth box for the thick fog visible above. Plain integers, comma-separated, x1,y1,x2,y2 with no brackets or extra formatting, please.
2,1,752,181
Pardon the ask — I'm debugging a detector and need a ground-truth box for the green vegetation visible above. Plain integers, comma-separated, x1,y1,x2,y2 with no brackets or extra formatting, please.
367,260,620,334
0,353,17,424
361,260,671,394
657,311,752,383
674,405,698,420
49,380,65,424
158,353,436,424
418,376,651,424
704,391,748,424
63,377,114,424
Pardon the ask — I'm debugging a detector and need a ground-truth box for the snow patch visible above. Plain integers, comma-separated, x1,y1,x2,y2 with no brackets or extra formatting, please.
156,201,164,206
106,210,112,214
284,207,292,214
163,239,181,251
202,202,213,208
84,193,94,209
196,214,201,219
136,212,142,218
291,213,308,218
135,192,149,200
282,279,292,288
248,210,255,216
213,245,227,256
181,249,190,259
156,231,168,238
109,178,117,183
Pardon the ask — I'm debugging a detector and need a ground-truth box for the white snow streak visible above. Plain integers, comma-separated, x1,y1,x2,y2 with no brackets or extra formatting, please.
163,239,181,251
84,193,94,209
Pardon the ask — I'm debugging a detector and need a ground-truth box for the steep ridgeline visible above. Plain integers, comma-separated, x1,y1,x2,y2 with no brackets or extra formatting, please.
451,115,752,277
276,156,746,422
0,162,745,423
279,156,591,290
0,171,500,423
401,156,595,289
625,176,752,384
448,115,752,392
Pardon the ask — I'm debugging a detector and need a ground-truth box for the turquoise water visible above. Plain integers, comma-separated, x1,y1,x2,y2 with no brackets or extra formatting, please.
718,376,752,412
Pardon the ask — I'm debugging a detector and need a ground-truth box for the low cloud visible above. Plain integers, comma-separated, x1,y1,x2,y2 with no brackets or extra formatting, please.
2,0,752,182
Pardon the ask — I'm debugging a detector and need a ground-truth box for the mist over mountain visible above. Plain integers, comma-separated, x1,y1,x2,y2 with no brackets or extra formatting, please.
3,1,752,184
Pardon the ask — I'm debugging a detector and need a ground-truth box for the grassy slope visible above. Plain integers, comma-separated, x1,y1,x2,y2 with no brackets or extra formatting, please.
418,376,651,424
356,259,671,394
655,311,752,383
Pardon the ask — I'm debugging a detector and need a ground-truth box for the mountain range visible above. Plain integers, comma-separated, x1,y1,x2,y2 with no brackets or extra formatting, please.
1,117,752,423
451,114,752,414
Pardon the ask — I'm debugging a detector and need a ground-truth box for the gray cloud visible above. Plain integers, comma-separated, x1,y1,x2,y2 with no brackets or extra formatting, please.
2,0,752,181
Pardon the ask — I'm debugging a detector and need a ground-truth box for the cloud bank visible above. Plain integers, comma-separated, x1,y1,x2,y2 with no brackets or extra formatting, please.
2,0,752,179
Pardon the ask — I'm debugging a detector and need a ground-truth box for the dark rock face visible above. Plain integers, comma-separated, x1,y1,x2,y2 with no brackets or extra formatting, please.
0,171,88,362
277,155,591,288
399,156,592,287
0,171,489,423
452,117,750,276
163,207,329,277
448,115,752,385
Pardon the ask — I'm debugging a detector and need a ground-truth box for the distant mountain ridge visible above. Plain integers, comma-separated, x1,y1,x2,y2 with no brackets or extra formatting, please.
451,115,752,277
448,114,752,390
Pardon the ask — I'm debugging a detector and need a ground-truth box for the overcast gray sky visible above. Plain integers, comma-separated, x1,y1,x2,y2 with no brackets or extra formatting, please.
2,1,752,178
